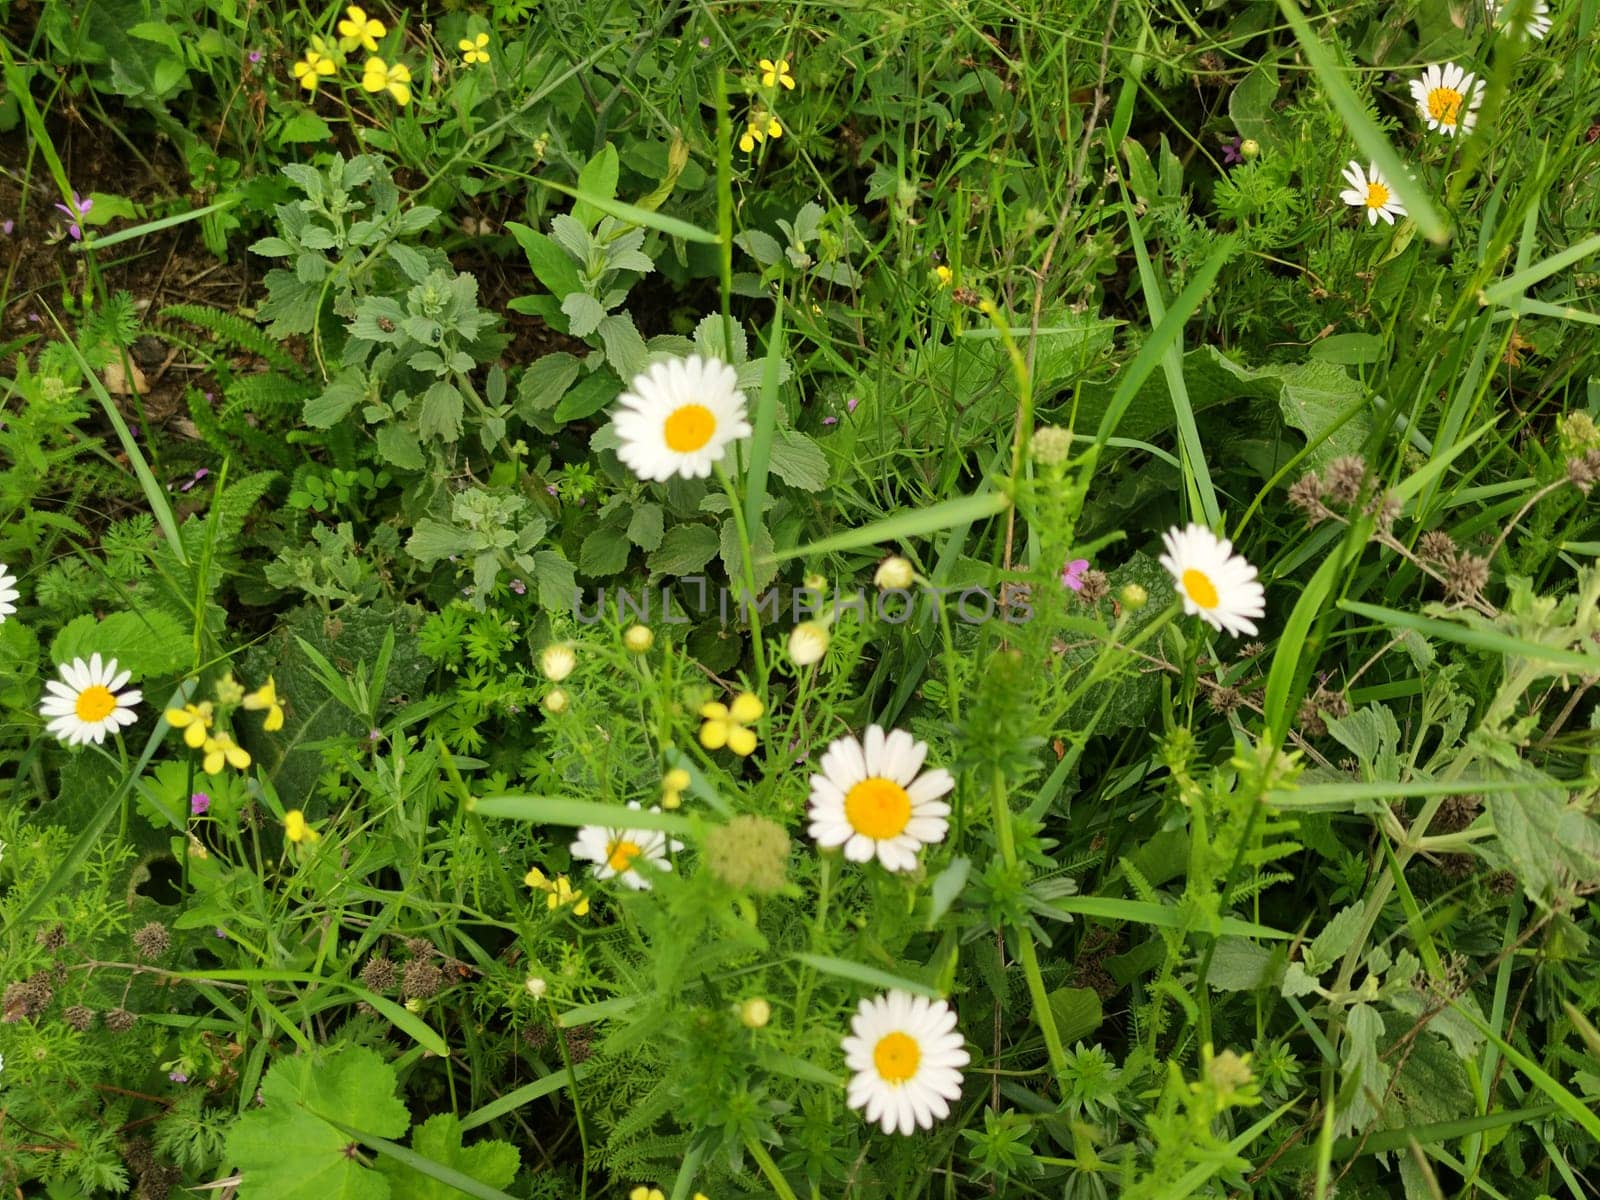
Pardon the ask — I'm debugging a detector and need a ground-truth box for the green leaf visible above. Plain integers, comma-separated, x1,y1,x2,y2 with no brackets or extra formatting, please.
1340,599,1600,675
417,380,464,443
579,526,631,576
625,503,665,551
1045,987,1104,1044
1308,333,1384,365
553,371,621,424
541,179,720,245
406,519,471,566
516,352,581,415
226,1045,410,1200
768,492,1011,563
1305,901,1365,975
531,551,576,612
1336,1003,1391,1137
1206,938,1278,992
767,427,829,492
504,222,583,298
278,113,334,145
304,368,367,429
51,609,189,679
376,1115,519,1200
648,523,720,575
572,142,620,228
1228,62,1283,151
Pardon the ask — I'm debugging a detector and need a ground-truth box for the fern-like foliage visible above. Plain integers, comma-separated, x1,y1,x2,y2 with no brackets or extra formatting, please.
159,303,302,373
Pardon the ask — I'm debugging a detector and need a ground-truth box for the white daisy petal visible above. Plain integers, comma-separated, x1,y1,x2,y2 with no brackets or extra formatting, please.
1159,522,1265,639
36,655,143,748
808,727,953,870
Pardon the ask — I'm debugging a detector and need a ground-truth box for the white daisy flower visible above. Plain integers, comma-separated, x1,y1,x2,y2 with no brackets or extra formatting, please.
807,725,953,872
1159,523,1266,638
611,355,752,482
0,562,18,623
1338,161,1406,225
1409,62,1484,136
570,801,684,890
1485,0,1552,38
842,990,969,1135
39,653,143,746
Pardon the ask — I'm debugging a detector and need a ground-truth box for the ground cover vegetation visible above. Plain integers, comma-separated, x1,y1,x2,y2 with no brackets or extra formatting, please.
2,0,1600,1197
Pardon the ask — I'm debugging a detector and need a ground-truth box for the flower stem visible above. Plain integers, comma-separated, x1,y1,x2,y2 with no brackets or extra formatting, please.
746,1135,800,1200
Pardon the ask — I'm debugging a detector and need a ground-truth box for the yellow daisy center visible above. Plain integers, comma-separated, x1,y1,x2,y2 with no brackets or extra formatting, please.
606,839,643,872
663,403,716,453
1364,182,1390,210
75,685,117,723
1181,568,1219,610
1426,86,1462,125
844,777,912,840
873,1031,921,1083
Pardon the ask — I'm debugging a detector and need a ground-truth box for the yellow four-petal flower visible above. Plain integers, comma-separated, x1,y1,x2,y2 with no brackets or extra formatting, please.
362,56,412,105
337,4,386,54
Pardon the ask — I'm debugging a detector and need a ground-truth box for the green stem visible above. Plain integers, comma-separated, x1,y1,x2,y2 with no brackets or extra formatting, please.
715,462,769,686
989,767,1069,1087
746,1136,800,1200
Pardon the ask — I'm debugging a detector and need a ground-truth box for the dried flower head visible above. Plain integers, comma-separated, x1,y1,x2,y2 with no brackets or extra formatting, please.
1365,490,1401,534
1207,685,1244,715
360,957,399,993
1077,569,1110,603
1418,530,1458,564
1287,471,1329,525
1442,551,1490,603
105,1007,139,1033
1567,448,1600,494
63,1004,96,1031
36,923,65,951
1323,456,1369,507
133,921,171,961
402,959,445,1000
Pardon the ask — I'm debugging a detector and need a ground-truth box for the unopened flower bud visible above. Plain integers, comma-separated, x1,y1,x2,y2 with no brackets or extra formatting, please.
540,644,576,681
874,556,915,590
623,624,654,653
787,621,829,667
1119,583,1148,611
1031,425,1072,466
1240,138,1260,161
739,997,772,1028
542,688,569,715
803,571,828,593
525,976,548,998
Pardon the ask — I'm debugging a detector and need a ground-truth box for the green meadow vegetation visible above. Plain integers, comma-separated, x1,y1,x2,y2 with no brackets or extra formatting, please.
2,0,1600,1196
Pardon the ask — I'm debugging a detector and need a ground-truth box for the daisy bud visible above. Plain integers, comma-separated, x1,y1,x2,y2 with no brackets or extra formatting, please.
540,644,576,681
525,975,548,999
623,624,654,653
739,997,772,1028
542,688,569,715
803,571,828,592
1240,138,1260,160
874,555,915,590
787,621,830,666
1119,583,1148,611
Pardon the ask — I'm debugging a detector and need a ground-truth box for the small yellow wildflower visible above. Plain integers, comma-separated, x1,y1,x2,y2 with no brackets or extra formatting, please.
699,692,762,756
337,4,386,54
293,42,337,92
759,57,795,90
934,264,953,287
284,809,321,844
738,115,782,153
661,767,692,809
629,1189,665,1200
362,56,412,105
459,32,490,66
163,701,215,749
201,732,251,775
241,676,284,731
524,867,590,916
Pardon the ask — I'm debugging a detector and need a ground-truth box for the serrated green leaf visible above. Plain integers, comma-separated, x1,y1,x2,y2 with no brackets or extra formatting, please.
376,1115,518,1200
648,524,720,576
51,609,189,679
625,503,665,551
579,526,631,576
1305,901,1365,975
767,427,829,491
304,368,367,428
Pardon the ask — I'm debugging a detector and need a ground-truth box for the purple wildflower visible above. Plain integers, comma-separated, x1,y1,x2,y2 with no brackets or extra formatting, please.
1,220,12,235
54,192,92,240
180,467,210,492
190,792,211,816
846,397,859,413
1221,137,1243,168
510,578,527,594
248,49,263,64
1061,557,1090,592
169,1071,189,1084
822,415,838,426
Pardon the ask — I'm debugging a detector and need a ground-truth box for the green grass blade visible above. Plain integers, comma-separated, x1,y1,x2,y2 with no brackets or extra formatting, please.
1448,1001,1600,1140
1268,776,1555,810
1340,599,1600,673
1122,198,1221,527
460,1063,595,1131
1041,895,1291,940
48,310,189,565
743,295,785,535
74,197,240,252
1263,546,1347,742
1480,232,1600,304
317,1116,519,1200
534,178,720,244
1274,0,1448,243
792,953,942,997
472,794,696,836
766,491,1012,562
